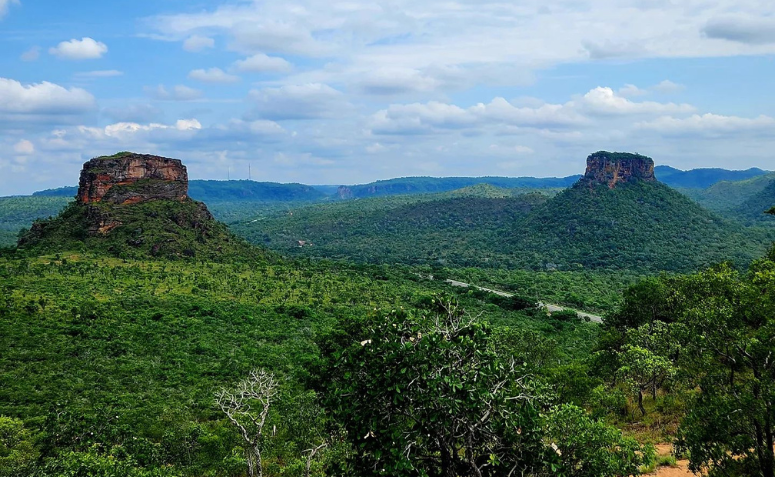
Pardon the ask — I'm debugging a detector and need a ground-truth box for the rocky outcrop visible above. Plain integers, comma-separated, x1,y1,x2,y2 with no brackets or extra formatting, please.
77,152,188,205
581,151,655,189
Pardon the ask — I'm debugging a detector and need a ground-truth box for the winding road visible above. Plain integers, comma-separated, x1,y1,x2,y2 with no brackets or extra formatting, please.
444,279,603,323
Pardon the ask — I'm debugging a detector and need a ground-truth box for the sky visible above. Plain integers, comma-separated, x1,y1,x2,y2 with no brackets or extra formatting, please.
1,0,774,195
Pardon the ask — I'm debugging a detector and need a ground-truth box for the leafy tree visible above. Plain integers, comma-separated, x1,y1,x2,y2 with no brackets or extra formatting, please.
544,404,652,477
323,301,551,477
673,260,775,477
0,416,38,477
616,345,676,416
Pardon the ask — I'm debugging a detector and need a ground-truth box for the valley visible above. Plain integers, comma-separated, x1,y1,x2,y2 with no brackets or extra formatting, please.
0,151,774,477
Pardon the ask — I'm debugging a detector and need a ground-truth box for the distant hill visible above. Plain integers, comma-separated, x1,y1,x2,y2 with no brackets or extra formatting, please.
0,196,71,247
188,180,326,203
232,190,549,268
655,165,769,189
731,180,775,226
680,172,775,215
17,153,263,261
234,153,775,272
510,179,770,272
30,180,327,203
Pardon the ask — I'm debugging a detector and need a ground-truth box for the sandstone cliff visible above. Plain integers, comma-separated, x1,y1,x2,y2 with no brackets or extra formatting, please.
77,152,188,205
581,151,655,189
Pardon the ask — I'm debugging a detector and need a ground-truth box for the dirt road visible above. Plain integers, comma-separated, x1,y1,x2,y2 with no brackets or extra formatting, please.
445,279,603,323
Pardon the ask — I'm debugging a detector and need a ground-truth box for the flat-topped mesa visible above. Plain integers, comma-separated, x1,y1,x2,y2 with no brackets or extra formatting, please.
77,152,188,205
582,151,656,189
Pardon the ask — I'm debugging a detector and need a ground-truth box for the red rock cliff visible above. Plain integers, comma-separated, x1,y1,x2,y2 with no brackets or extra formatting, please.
77,153,188,205
582,151,655,189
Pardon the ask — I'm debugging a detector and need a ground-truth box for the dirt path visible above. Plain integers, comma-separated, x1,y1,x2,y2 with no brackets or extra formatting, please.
648,444,696,477
444,279,603,323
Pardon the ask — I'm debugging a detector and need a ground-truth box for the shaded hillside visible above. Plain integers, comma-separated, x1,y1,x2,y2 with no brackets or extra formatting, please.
732,180,775,226
0,196,71,247
511,179,772,272
233,192,549,267
655,165,768,189
188,180,326,203
679,172,775,213
336,175,579,199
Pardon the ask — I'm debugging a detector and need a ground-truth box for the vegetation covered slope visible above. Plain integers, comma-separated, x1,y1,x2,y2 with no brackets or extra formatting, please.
731,179,775,226
680,172,775,213
654,165,769,188
0,196,71,247
15,199,261,262
233,191,550,268
0,252,602,476
511,180,773,272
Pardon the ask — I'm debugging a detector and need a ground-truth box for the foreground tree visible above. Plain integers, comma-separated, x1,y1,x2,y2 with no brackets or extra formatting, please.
323,300,649,476
215,369,278,477
674,259,775,477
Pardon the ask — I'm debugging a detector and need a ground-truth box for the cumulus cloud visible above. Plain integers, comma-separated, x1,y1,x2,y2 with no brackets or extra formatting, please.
0,77,96,117
183,35,215,52
652,80,685,94
233,53,291,73
703,16,775,45
248,83,350,120
20,47,40,62
188,67,240,83
13,139,34,155
49,37,108,60
575,87,694,116
145,84,204,101
637,113,775,136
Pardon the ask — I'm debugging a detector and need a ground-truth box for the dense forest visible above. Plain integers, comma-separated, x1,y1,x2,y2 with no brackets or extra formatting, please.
1,160,775,476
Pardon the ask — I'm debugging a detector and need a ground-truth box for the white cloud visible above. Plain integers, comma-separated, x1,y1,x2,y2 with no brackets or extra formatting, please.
188,67,240,83
618,84,648,98
637,114,775,136
20,46,40,62
652,80,685,94
249,83,350,120
0,77,96,115
74,70,124,79
13,139,34,155
575,87,694,116
49,37,108,60
233,53,291,73
183,35,215,52
145,84,204,101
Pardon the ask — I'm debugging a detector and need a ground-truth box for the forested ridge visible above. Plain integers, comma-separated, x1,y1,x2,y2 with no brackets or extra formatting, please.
2,163,775,476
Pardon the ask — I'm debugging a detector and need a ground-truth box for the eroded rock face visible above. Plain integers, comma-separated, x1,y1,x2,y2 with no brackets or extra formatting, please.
77,153,188,205
582,151,655,189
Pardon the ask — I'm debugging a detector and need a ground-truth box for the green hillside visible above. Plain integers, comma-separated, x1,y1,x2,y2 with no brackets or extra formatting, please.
0,196,72,248
654,165,769,188
511,179,771,272
16,199,261,262
233,191,550,268
732,179,775,226
680,172,775,213
235,178,774,273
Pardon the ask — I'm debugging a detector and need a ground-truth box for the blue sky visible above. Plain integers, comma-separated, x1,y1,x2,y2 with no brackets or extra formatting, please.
1,0,774,195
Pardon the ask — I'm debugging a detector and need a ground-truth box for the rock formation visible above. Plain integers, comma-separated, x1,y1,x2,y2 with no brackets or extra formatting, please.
581,151,655,189
77,152,188,205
